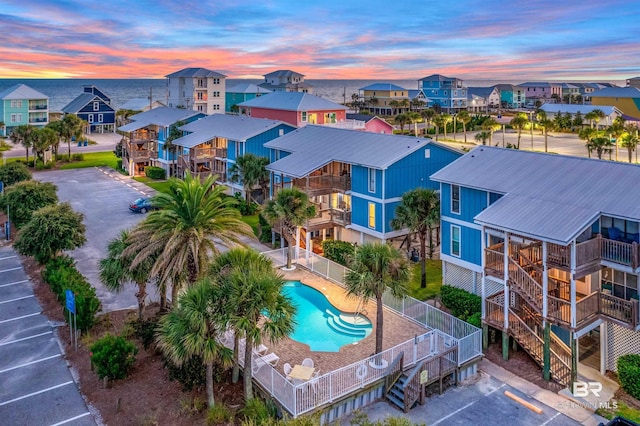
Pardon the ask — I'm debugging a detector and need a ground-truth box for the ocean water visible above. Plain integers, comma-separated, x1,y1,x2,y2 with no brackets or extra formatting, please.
0,78,625,112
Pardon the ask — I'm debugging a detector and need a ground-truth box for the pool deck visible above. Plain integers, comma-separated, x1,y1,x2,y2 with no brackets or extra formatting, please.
263,267,429,375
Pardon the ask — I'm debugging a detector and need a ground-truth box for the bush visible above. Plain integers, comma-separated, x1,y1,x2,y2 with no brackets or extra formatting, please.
233,192,258,216
238,398,277,424
164,355,206,391
72,153,84,161
0,180,58,228
440,285,481,323
207,404,233,425
35,159,45,170
0,162,31,186
259,214,272,242
322,240,355,266
116,159,123,170
90,334,138,381
43,161,54,169
618,354,640,400
132,318,159,350
42,255,101,331
144,166,166,180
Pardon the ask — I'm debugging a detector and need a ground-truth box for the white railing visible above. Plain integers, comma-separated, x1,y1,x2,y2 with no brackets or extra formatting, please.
261,248,482,366
321,119,366,130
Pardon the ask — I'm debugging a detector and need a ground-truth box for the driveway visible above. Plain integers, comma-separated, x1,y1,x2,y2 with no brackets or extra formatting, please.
34,168,153,312
0,246,96,426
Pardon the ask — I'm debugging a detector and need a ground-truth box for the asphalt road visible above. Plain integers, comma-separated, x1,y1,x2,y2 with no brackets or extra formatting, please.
0,246,96,426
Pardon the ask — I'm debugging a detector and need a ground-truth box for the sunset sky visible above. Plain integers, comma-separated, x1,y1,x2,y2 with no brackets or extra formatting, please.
1,0,638,80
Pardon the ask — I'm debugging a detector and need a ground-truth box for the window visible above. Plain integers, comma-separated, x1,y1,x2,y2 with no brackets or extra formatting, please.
213,91,220,97
10,114,16,123
213,78,220,84
368,168,376,193
213,104,220,110
301,111,308,122
93,102,99,111
10,100,16,108
16,113,21,122
451,185,460,214
368,202,376,229
98,114,103,123
451,225,461,257
602,268,638,301
88,114,94,123
197,104,204,112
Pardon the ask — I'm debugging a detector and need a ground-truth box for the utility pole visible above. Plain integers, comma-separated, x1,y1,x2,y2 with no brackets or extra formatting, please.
149,87,153,111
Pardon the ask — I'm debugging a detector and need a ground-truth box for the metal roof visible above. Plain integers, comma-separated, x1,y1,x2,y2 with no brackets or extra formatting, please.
431,146,640,244
359,83,407,91
265,125,460,178
118,107,201,131
590,87,640,98
0,84,48,100
419,74,460,82
467,87,496,98
539,103,619,116
165,68,226,78
172,115,289,148
237,91,347,112
226,83,271,94
346,113,389,124
61,93,115,113
264,70,305,78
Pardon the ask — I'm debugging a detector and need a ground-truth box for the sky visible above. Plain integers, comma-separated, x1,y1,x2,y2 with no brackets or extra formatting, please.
1,0,639,81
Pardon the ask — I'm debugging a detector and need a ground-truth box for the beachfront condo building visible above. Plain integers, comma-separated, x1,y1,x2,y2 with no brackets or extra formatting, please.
431,146,640,388
62,86,116,133
258,70,312,93
225,83,270,113
0,84,48,136
264,125,462,252
418,74,467,113
166,68,226,115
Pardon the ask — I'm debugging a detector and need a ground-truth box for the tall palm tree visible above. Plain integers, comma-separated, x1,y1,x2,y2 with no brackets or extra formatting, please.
60,114,85,160
11,124,34,163
394,113,409,133
99,230,159,319
509,113,529,149
585,109,606,129
31,127,58,162
440,113,452,139
432,114,444,141
407,112,422,137
228,153,270,203
420,108,436,136
482,117,501,146
587,136,614,160
475,131,491,145
391,188,439,288
209,248,295,399
538,118,555,153
620,125,639,163
345,243,411,356
389,100,401,116
46,120,63,157
456,110,471,143
262,188,316,269
157,279,233,407
125,173,253,303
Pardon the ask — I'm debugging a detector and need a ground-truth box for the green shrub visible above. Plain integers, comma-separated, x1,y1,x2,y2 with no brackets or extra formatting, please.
322,240,355,266
233,192,258,216
0,162,31,186
238,398,277,424
42,255,101,331
132,318,159,350
0,180,58,228
144,166,166,180
72,153,84,161
466,312,482,328
43,161,54,169
259,214,272,243
206,404,233,425
164,355,206,391
116,159,123,170
440,285,481,322
90,334,138,381
35,160,45,170
618,354,640,400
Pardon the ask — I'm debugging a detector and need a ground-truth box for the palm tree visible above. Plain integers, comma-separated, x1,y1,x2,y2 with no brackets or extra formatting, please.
579,128,598,158
538,118,555,153
475,131,491,145
587,136,614,160
432,114,444,141
440,113,452,139
344,243,411,356
125,173,253,303
509,113,529,149
389,100,401,116
60,114,85,160
391,189,439,288
99,230,159,319
482,117,501,145
46,121,63,157
457,110,472,143
420,108,436,136
228,153,270,203
11,124,34,163
262,188,316,269
157,279,232,408
209,248,295,399
620,125,639,163
164,120,185,178
410,98,425,112
407,112,422,137
31,127,58,162
585,109,605,129
394,113,409,133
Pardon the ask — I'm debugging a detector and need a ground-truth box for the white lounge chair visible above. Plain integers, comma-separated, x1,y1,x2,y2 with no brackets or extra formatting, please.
283,363,292,376
302,358,314,368
252,352,279,374
254,344,269,356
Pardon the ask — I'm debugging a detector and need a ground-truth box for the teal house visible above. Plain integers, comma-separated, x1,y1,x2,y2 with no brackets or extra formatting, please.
225,83,270,113
0,84,49,136
494,84,526,108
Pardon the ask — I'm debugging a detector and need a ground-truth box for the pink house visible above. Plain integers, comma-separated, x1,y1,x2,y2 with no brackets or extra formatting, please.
237,91,347,127
346,113,394,134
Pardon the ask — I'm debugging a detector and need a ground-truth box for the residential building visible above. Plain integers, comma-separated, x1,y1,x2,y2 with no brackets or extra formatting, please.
358,83,410,116
258,70,313,93
431,146,640,388
225,83,270,112
0,84,48,136
418,74,467,113
591,87,640,120
61,86,116,133
626,77,640,89
166,67,226,114
118,107,205,176
265,125,463,252
408,89,431,109
119,98,166,112
518,82,562,102
493,84,526,109
539,104,621,127
346,113,394,134
237,91,347,127
467,87,500,112
560,83,581,103
169,114,295,197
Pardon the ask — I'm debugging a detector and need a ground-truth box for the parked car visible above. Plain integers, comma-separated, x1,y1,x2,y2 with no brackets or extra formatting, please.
129,197,155,213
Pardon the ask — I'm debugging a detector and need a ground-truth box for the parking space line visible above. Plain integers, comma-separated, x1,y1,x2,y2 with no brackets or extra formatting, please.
0,255,17,261
431,401,477,426
0,279,29,288
0,267,22,273
539,412,561,426
0,295,34,305
485,383,506,395
0,312,41,324
0,331,52,347
49,412,92,426
0,381,73,407
0,353,60,374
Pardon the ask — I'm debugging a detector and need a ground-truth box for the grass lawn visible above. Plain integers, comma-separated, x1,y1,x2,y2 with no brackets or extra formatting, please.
59,151,119,170
597,401,640,423
133,176,173,194
408,259,443,301
241,214,259,237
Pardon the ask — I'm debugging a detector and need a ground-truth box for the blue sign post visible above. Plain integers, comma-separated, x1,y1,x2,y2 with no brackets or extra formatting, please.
65,290,77,351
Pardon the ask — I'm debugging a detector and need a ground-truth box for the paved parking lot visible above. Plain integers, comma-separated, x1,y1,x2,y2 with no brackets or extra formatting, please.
35,167,152,312
0,246,96,426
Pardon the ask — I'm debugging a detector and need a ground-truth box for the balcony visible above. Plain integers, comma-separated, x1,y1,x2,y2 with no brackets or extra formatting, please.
305,208,352,232
548,235,640,273
129,130,157,143
29,103,47,111
321,119,366,130
293,175,351,196
125,142,157,161
29,117,48,123
191,146,227,160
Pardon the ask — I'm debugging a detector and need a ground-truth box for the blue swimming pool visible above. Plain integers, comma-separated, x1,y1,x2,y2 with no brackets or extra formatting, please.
283,281,372,352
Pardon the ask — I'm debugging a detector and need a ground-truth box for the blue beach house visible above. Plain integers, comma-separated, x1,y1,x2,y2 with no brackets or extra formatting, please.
431,146,640,388
418,74,467,113
0,84,49,136
264,125,462,252
118,107,204,176
170,114,295,196
62,86,116,133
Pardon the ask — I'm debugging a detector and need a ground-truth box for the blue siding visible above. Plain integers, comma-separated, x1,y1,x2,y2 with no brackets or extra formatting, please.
245,124,295,159
228,140,240,162
352,196,382,232
352,166,381,198
441,220,482,265
441,183,489,222
385,144,462,199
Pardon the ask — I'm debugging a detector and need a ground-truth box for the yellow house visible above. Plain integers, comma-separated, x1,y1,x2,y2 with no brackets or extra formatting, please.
358,83,410,116
590,87,640,120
